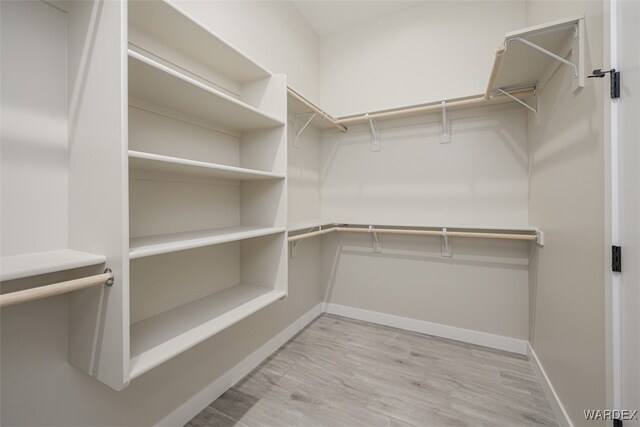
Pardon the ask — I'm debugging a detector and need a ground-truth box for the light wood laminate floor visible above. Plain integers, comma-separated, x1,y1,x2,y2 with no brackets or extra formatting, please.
186,314,558,427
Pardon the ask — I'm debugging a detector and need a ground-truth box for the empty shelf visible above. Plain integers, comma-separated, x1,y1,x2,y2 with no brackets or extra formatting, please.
130,283,286,379
128,50,284,131
129,0,269,83
129,151,285,181
1,249,106,282
488,16,584,94
129,226,286,259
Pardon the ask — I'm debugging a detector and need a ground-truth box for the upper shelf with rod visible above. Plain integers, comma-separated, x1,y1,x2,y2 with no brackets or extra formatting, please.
486,15,585,98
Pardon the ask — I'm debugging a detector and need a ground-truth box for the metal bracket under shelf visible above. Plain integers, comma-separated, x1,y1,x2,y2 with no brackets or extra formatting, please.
293,112,317,148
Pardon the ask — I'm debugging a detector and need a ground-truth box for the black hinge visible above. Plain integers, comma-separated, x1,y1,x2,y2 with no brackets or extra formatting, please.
612,245,622,272
588,69,621,99
613,418,623,427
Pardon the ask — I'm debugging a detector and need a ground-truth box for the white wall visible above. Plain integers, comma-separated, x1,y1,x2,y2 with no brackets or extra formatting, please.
317,105,531,340
320,106,529,225
526,1,607,425
319,1,526,116
175,0,320,102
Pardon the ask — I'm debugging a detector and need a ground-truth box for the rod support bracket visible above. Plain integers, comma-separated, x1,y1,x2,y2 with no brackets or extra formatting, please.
294,112,317,148
440,101,450,143
441,228,452,257
365,113,381,152
104,268,114,286
369,225,382,252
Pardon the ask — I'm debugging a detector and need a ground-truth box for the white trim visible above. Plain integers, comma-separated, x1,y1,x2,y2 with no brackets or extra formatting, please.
323,303,528,355
609,0,623,412
155,303,324,427
527,344,574,427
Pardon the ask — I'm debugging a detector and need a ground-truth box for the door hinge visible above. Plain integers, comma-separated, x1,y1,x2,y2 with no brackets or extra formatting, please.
588,69,620,99
613,418,623,427
612,245,622,272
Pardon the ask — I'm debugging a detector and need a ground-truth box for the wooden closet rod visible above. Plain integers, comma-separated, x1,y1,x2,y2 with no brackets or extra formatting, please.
336,227,537,241
334,88,534,125
0,269,114,308
287,88,348,133
288,226,537,243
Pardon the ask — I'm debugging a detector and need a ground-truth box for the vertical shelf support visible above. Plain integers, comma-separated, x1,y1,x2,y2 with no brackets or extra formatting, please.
365,113,381,152
441,227,452,257
369,225,382,252
293,112,317,148
440,101,450,144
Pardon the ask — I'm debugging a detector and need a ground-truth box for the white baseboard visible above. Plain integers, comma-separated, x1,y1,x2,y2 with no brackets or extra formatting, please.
527,343,573,427
323,303,529,355
156,303,324,427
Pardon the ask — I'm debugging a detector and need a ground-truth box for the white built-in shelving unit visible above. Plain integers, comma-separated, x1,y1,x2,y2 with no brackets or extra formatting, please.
127,0,287,382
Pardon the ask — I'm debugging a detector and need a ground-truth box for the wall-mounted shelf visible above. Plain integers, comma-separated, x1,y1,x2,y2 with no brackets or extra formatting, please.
128,50,284,131
486,15,584,97
129,151,285,181
130,227,286,259
129,283,286,379
0,250,106,282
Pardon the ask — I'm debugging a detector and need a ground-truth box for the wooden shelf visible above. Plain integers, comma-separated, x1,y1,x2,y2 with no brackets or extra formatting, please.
129,151,285,181
0,249,106,282
129,0,269,84
129,283,286,379
129,226,286,259
487,16,584,95
128,50,284,131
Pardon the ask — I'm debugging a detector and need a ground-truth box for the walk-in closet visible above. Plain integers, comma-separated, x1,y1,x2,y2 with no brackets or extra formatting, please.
1,0,638,426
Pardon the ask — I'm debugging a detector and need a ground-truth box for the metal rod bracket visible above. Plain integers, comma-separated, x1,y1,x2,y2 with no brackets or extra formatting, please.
294,112,317,148
365,113,380,152
369,225,382,252
440,101,450,144
104,268,114,286
441,228,452,257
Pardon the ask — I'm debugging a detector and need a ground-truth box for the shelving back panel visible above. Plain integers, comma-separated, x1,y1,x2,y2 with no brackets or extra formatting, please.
130,243,241,324
1,0,68,256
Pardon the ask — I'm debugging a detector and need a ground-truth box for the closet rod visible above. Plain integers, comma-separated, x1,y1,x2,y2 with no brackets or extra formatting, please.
288,226,537,243
288,226,339,242
287,88,348,133
334,88,535,125
336,227,537,241
0,269,114,308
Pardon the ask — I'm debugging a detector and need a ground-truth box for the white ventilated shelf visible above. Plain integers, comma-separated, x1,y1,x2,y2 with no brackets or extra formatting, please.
129,283,286,379
129,151,285,181
129,226,286,259
129,0,269,84
0,249,106,282
489,15,584,93
128,50,284,131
